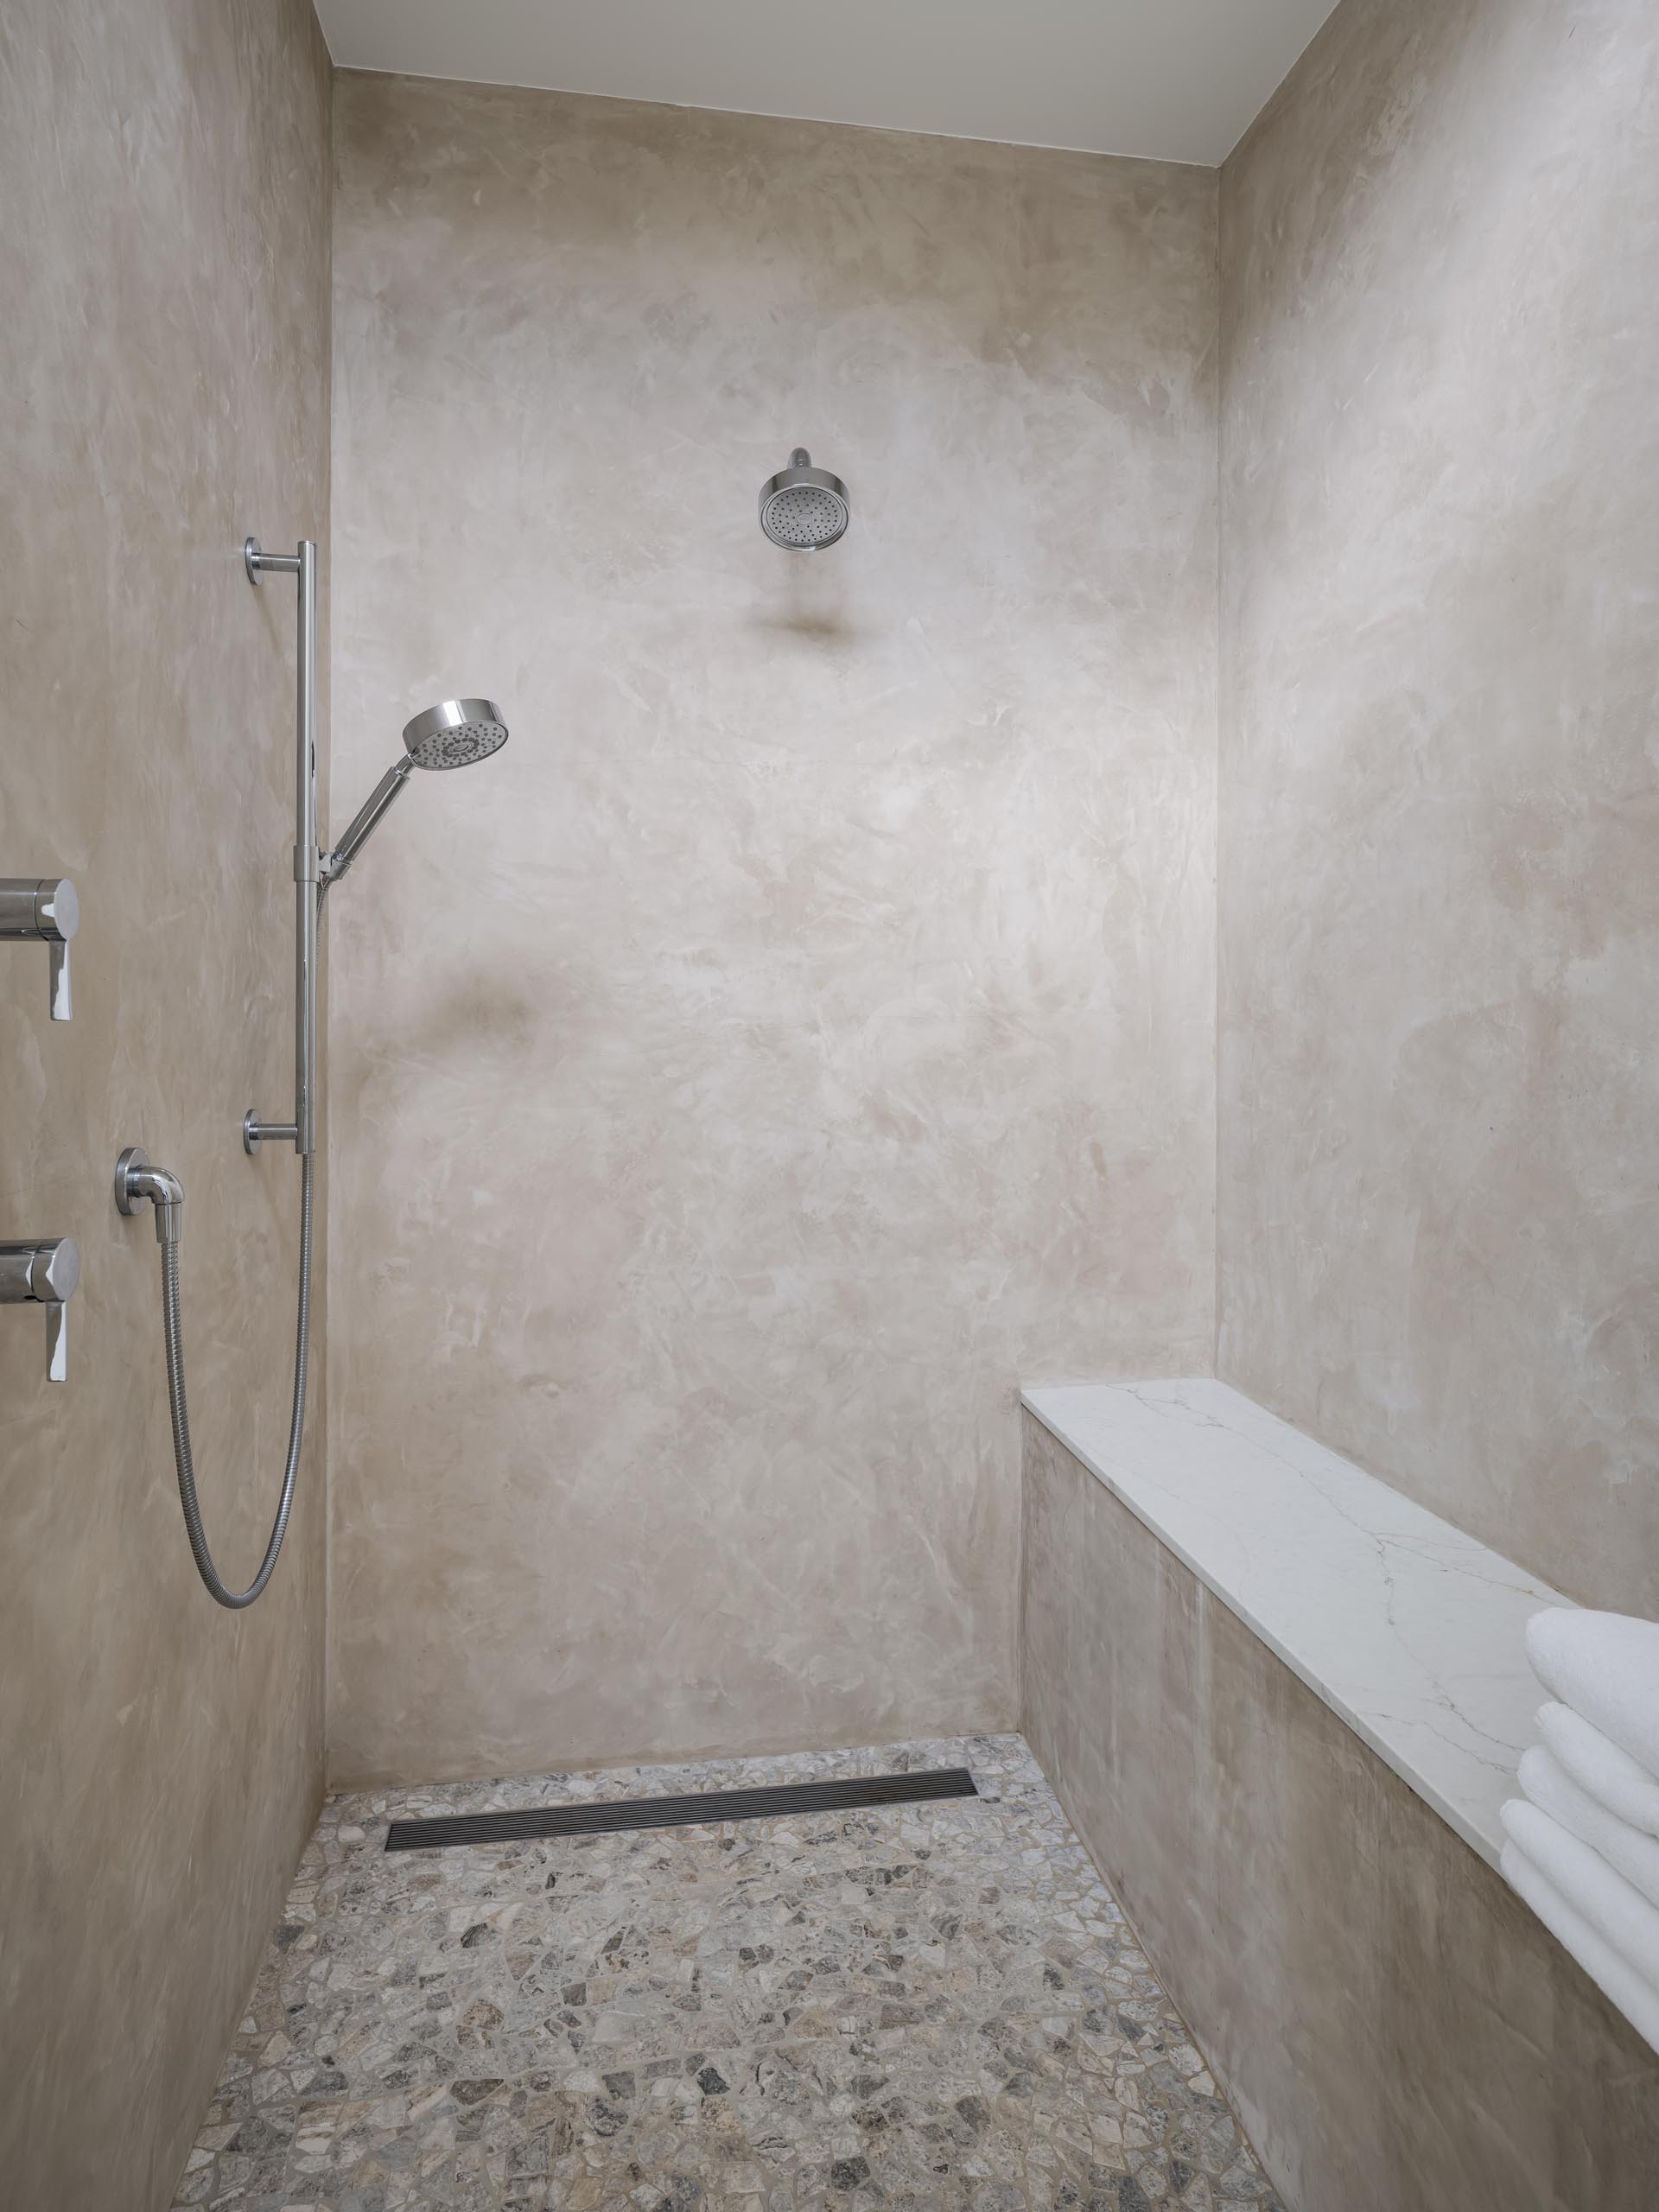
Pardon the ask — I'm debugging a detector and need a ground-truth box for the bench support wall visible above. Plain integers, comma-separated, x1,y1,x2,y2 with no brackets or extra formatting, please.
1020,1411,1659,2212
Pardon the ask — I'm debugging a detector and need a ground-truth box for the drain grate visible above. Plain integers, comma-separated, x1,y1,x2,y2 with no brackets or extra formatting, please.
385,1765,979,1852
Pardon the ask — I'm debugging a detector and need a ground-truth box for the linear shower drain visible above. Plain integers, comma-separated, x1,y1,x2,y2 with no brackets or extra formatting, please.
384,1765,979,1851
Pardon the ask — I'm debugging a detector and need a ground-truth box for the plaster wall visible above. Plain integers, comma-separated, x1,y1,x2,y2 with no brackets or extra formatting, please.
0,3,333,2205
1217,0,1659,1612
326,73,1220,1785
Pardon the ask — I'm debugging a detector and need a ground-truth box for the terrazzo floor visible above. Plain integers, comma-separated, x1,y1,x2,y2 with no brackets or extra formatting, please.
172,1735,1284,2211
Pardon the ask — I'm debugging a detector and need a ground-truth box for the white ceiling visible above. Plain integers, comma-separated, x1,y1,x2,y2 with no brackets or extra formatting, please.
312,0,1339,168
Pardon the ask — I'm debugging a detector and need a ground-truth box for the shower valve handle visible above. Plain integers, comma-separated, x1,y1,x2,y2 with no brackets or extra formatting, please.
0,1236,80,1382
0,877,79,1020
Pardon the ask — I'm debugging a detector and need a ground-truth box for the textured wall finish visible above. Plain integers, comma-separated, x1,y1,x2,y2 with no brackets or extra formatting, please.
328,74,1218,1786
1021,1415,1659,2212
1217,0,1659,1611
0,4,332,2206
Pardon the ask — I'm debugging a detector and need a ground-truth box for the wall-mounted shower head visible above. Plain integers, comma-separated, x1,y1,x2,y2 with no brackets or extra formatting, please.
403,698,510,771
760,449,849,550
326,698,510,887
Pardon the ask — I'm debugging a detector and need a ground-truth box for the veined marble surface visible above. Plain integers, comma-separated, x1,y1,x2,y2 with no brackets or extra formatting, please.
1020,1378,1574,1869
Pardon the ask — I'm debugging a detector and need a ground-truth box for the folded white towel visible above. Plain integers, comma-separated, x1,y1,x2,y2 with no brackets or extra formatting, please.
1519,1745,1659,1913
1526,1608,1659,1782
1501,1840,1659,2056
1500,1798,1659,1992
1538,1701,1659,1840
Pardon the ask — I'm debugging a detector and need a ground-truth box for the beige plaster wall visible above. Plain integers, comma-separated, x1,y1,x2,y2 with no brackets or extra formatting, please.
327,73,1219,1787
0,4,332,2205
1217,0,1659,1611
1021,1414,1659,2211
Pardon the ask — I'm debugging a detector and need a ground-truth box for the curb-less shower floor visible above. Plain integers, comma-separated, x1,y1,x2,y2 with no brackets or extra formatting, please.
171,1735,1284,2212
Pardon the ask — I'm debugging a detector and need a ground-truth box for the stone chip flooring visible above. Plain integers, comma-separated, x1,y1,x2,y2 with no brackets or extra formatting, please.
173,1735,1284,2210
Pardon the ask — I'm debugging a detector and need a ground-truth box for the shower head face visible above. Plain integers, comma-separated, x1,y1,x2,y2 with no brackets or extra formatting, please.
402,698,509,771
760,450,849,550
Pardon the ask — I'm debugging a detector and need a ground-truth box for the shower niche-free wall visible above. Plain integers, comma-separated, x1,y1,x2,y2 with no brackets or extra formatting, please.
325,73,1221,1787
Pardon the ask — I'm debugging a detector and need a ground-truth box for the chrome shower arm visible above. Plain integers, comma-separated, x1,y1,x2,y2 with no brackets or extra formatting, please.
323,756,414,884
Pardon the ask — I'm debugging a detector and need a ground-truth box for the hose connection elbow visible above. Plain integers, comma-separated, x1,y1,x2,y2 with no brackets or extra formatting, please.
114,1147,185,1245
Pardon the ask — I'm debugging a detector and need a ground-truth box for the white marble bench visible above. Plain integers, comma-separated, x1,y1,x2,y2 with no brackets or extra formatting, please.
1018,1376,1659,2211
1020,1376,1573,1871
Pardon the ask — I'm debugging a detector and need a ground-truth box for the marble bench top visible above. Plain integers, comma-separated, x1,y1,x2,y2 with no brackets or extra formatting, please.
1020,1376,1573,1872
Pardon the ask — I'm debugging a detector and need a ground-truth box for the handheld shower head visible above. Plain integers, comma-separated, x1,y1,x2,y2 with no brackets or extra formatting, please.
326,698,510,887
403,698,510,770
760,449,849,550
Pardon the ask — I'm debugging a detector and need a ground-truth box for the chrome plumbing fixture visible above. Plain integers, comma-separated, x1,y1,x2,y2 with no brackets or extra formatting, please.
0,1236,79,1381
3,880,83,1373
759,448,850,550
318,698,509,897
1,876,79,1020
117,536,508,1607
118,1140,306,1609
243,536,321,1157
114,1148,182,1244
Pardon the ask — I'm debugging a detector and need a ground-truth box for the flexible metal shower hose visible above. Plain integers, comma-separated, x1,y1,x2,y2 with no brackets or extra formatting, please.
159,1153,314,1608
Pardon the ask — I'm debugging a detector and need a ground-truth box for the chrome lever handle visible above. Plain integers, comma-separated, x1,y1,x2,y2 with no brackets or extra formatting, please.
0,877,79,1021
49,937,72,1020
0,1236,80,1381
46,1295,69,1382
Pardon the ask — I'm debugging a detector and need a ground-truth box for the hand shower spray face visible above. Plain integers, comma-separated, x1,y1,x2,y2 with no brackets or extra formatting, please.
400,699,511,771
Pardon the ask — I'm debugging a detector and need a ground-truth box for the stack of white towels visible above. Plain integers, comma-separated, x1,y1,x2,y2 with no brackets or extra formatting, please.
1502,1607,1659,2053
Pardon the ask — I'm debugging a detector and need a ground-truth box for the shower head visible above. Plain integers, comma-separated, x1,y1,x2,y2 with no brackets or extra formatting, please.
326,698,510,887
403,697,510,770
760,448,849,551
